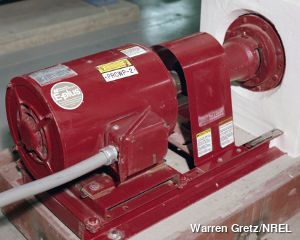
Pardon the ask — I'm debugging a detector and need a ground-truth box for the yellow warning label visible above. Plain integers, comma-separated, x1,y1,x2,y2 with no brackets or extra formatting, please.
196,128,212,158
219,118,234,148
96,59,132,73
196,128,211,138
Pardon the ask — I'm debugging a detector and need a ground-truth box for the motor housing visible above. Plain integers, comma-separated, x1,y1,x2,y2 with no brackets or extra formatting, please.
6,44,178,181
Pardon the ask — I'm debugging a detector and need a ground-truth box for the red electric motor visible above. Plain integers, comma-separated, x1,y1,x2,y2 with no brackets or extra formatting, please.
6,14,285,182
6,44,178,181
4,14,286,240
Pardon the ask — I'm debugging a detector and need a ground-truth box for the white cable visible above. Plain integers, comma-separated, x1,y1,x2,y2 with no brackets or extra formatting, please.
0,145,118,208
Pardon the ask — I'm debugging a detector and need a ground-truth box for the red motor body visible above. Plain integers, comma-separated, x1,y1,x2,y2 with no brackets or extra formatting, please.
6,44,178,181
4,14,286,240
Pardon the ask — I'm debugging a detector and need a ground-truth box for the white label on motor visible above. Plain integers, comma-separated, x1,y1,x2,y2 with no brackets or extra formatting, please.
120,46,147,58
219,120,234,148
196,129,213,158
29,64,77,86
102,66,138,82
51,82,83,110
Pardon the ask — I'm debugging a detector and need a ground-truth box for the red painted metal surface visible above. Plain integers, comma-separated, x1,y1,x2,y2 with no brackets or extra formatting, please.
4,14,287,240
6,44,178,181
34,140,283,239
224,34,259,82
224,14,285,91
154,32,235,168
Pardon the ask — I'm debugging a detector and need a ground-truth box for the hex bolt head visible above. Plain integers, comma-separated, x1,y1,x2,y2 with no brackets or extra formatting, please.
112,125,120,130
236,148,242,153
217,158,223,162
80,192,88,199
85,217,101,234
108,229,123,240
89,182,101,191
272,74,279,81
262,25,268,31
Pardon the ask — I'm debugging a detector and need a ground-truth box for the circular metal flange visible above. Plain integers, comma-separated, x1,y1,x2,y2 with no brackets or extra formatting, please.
224,14,285,91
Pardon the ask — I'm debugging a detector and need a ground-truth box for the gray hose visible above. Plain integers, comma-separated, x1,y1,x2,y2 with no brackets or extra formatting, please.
0,145,118,208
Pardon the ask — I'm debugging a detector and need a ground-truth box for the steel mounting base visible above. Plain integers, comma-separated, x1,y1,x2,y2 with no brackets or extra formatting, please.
19,129,284,240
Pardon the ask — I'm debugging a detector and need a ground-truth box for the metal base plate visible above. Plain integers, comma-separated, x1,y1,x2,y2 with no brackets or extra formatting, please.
27,130,284,239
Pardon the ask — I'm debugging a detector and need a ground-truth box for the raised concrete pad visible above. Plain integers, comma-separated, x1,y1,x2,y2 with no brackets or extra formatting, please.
1,141,300,239
0,211,25,240
132,154,300,240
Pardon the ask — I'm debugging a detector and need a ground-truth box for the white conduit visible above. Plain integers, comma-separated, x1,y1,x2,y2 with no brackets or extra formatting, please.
0,145,118,208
